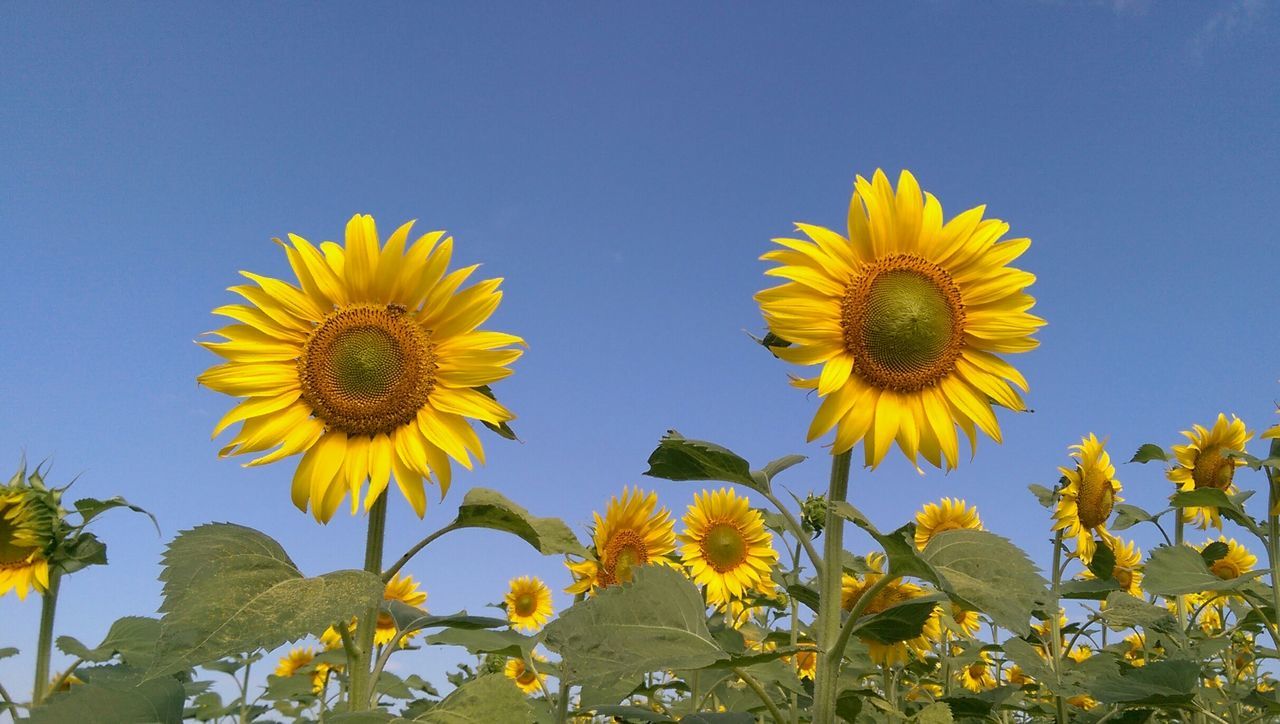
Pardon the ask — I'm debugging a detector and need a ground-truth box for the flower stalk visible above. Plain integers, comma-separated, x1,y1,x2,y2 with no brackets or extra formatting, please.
813,449,852,724
32,570,62,705
348,492,388,711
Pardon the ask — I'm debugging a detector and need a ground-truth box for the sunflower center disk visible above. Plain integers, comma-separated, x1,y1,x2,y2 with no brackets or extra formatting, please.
604,530,648,585
1077,467,1115,529
1192,446,1234,490
1113,567,1134,590
514,593,538,617
1210,559,1241,580
299,305,436,436
843,255,965,392
702,523,748,572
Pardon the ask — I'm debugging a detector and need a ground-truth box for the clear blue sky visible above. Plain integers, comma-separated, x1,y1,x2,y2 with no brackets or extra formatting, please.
2,0,1278,697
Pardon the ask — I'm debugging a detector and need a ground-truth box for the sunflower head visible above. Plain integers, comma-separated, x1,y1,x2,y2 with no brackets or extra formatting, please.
0,475,57,601
567,487,676,595
914,498,982,550
505,576,554,633
1167,414,1252,530
1202,537,1257,581
376,573,427,647
756,170,1043,469
1052,434,1122,565
790,642,818,681
504,654,548,695
199,215,524,522
958,652,997,693
840,561,943,666
679,488,778,605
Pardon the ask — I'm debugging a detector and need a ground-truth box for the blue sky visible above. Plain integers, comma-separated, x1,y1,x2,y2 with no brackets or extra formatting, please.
2,0,1278,701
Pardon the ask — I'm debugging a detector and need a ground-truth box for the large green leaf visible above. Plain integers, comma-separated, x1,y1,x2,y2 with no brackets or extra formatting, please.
543,565,725,687
1169,489,1257,530
832,505,942,586
423,628,534,658
1088,659,1200,706
643,431,760,491
415,674,533,723
147,523,384,678
56,616,160,668
850,598,942,645
920,530,1049,637
453,488,585,556
1098,593,1178,633
28,665,185,724
1143,544,1253,596
73,496,159,533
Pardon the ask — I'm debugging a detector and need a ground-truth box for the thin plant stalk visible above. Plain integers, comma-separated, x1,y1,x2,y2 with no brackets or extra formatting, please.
555,592,586,724
32,570,62,704
1048,529,1068,724
348,492,389,711
1265,440,1280,653
813,449,852,724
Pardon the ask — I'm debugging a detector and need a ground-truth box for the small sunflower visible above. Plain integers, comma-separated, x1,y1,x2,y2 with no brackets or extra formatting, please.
914,498,982,550
1202,537,1257,581
1080,534,1143,597
566,487,677,595
504,653,548,695
720,576,786,628
756,169,1043,469
947,603,983,638
274,647,332,694
199,215,524,522
841,555,942,667
1123,632,1150,667
1067,645,1092,664
1005,664,1033,686
791,642,818,681
1052,434,1122,564
0,485,53,601
1165,593,1223,633
958,652,997,692
679,489,779,605
1068,694,1099,710
906,682,944,701
1167,414,1252,529
505,576,553,632
376,573,427,647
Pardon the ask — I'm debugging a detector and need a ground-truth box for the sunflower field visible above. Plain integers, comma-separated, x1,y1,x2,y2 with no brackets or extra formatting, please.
3,166,1280,724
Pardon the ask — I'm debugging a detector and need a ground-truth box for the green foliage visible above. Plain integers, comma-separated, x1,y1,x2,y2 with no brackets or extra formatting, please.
1143,544,1255,596
148,523,384,678
28,665,186,724
56,616,161,668
850,598,942,645
453,487,585,556
920,529,1049,637
415,674,533,723
644,431,761,491
1130,444,1170,464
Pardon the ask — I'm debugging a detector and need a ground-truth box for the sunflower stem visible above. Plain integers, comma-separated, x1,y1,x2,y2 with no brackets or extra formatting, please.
1048,529,1067,724
733,667,785,724
788,543,801,724
1264,440,1280,650
32,570,61,705
382,521,460,583
349,492,388,712
554,593,584,724
813,449,851,724
1174,510,1188,636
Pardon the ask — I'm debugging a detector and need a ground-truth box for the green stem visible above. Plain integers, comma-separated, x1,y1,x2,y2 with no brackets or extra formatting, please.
0,681,20,718
762,489,824,579
1175,510,1189,636
1048,530,1067,724
733,667,786,724
813,449,852,724
788,544,801,724
830,573,893,663
239,658,252,724
348,492,388,712
555,593,585,724
1265,440,1280,652
32,570,61,705
382,521,461,582
46,658,83,701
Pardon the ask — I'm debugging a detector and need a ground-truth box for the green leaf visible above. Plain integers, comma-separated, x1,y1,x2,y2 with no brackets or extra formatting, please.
921,530,1049,637
1130,444,1169,464
643,431,760,492
751,455,807,491
1058,578,1120,600
1110,504,1156,531
1199,540,1229,566
385,602,509,638
56,616,161,668
73,496,160,534
0,647,16,660
1098,592,1178,633
850,597,942,645
415,674,534,723
453,488,585,557
474,385,518,442
29,665,185,724
912,702,954,723
832,505,942,586
1085,536,1116,581
543,566,725,687
147,523,384,678
1089,659,1199,706
1027,484,1055,508
1000,638,1059,690
1143,544,1250,596
589,707,674,723
1169,489,1256,530
56,532,108,575
423,628,534,658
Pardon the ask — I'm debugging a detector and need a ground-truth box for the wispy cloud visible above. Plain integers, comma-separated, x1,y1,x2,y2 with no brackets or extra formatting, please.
1191,0,1271,58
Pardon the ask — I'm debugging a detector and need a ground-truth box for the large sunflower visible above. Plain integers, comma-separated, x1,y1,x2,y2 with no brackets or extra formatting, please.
914,498,982,550
566,487,676,595
679,488,779,605
505,576,554,632
199,215,523,522
1052,434,1122,565
0,485,53,601
1167,414,1252,530
1201,537,1256,581
504,653,548,695
756,170,1042,469
841,554,942,667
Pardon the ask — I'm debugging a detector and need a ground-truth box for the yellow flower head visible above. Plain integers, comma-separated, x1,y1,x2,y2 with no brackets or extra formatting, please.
1005,664,1034,686
790,642,818,681
505,576,554,633
1052,434,1122,565
906,682,944,701
720,576,785,628
504,653,548,695
914,498,982,550
0,485,53,601
1264,406,1279,441
840,555,942,667
199,215,524,522
1167,414,1252,530
756,169,1043,470
1067,645,1092,663
1165,593,1223,633
947,603,983,638
958,652,997,693
679,489,778,605
274,647,333,694
567,487,676,595
1202,537,1257,581
1080,533,1143,597
1068,694,1099,710
375,573,428,647
1123,632,1150,666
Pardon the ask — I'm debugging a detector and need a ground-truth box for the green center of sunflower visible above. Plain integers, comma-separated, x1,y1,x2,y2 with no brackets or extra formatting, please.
1192,445,1235,490
968,662,986,679
0,504,38,569
514,593,538,617
702,523,748,572
603,529,648,585
1077,466,1115,529
842,254,966,392
299,304,437,436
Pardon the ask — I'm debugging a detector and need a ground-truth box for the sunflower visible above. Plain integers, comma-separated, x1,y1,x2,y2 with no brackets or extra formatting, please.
1052,434,1122,565
1005,665,1033,686
841,555,942,667
505,576,553,632
720,576,785,628
198,215,524,522
1123,632,1150,667
0,485,53,601
958,652,997,692
1031,608,1067,657
679,488,778,605
947,603,982,638
1168,415,1252,530
566,487,676,595
1067,645,1092,664
1067,694,1099,710
1079,534,1143,597
791,642,818,681
1165,593,1223,633
906,683,943,701
322,573,427,649
756,169,1042,469
274,647,332,694
1202,537,1256,581
504,653,548,695
914,498,982,550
